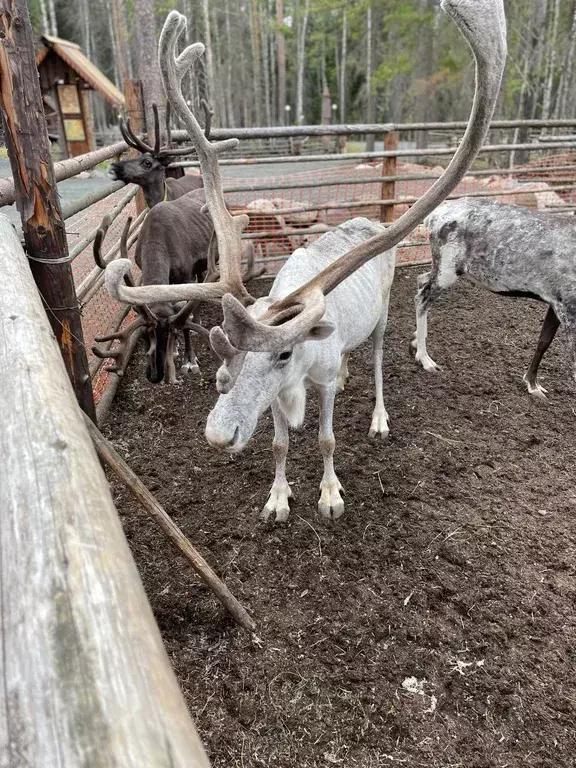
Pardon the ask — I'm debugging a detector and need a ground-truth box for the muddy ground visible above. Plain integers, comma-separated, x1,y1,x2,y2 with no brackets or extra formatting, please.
106,270,576,767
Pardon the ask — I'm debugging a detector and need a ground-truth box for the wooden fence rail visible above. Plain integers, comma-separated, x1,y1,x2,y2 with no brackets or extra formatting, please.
0,213,211,767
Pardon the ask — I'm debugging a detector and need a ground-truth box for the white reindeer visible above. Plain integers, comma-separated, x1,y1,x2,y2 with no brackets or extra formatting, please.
104,2,506,519
206,219,394,520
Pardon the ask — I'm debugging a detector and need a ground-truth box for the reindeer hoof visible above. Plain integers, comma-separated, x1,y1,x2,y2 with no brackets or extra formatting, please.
369,415,390,440
415,353,441,372
261,482,292,523
318,481,345,520
181,362,201,376
524,375,548,400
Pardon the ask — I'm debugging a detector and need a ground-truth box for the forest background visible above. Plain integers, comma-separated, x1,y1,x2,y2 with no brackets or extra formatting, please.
26,0,576,131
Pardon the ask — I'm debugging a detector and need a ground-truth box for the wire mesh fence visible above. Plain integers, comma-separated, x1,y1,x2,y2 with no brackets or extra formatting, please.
3,123,575,406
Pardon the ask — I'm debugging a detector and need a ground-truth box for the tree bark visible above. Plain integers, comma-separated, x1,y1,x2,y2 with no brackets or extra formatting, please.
0,0,95,421
39,0,49,36
541,0,561,128
134,0,165,133
339,9,347,124
110,0,131,87
47,0,57,36
224,0,235,127
260,1,272,126
366,4,375,152
276,0,286,124
201,0,216,115
250,0,262,125
295,0,310,126
553,0,576,120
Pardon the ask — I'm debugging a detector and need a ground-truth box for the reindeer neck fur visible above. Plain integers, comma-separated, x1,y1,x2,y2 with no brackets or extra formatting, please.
266,217,396,351
135,189,214,309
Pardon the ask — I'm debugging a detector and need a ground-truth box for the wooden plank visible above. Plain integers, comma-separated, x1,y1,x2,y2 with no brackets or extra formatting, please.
0,0,95,421
0,214,211,767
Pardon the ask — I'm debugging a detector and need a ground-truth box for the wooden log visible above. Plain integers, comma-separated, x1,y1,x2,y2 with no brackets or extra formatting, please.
84,416,257,632
380,131,398,223
0,0,95,421
0,213,211,767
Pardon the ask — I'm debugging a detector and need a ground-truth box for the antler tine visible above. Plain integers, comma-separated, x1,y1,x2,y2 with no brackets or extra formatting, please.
102,13,259,309
201,98,213,140
169,299,200,330
152,103,161,156
159,12,250,299
93,213,112,269
92,314,150,376
122,114,155,155
242,241,266,281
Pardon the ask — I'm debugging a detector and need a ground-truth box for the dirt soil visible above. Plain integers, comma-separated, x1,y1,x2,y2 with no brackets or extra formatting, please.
106,271,576,768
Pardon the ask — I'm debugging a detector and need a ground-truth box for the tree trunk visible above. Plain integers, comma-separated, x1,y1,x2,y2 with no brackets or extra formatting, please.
134,0,164,133
541,0,561,128
339,9,347,124
39,0,49,36
110,0,131,87
250,0,262,126
224,0,235,127
81,0,91,58
201,0,216,114
366,4,375,152
106,0,121,88
295,0,310,126
0,0,95,421
47,0,57,36
553,0,576,119
260,2,272,126
276,0,286,124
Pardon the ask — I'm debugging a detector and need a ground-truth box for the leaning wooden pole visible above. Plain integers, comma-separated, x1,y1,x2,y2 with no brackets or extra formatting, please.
0,213,211,767
85,416,257,632
0,0,96,421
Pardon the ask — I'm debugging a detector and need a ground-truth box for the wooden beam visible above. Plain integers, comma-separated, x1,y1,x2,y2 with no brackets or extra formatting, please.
0,0,95,421
0,214,211,767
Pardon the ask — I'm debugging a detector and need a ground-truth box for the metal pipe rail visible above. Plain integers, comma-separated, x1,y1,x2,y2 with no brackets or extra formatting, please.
173,140,576,175
167,118,576,144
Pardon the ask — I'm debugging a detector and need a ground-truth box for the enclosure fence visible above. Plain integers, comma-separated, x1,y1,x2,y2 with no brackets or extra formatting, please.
2,119,576,415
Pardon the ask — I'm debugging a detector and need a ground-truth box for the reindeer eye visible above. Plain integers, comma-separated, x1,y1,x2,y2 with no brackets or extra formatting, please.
278,350,292,362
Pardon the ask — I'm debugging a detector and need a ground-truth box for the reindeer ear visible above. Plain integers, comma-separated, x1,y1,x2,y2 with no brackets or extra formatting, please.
306,321,334,341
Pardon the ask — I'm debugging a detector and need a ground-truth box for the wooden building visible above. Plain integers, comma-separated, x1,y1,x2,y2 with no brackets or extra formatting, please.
36,35,125,159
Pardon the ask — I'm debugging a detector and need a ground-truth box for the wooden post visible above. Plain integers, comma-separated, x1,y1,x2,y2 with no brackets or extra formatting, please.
0,214,211,767
0,0,96,421
380,131,398,223
124,77,147,215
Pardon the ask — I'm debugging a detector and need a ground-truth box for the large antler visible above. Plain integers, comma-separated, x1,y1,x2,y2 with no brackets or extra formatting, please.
217,0,508,351
92,217,158,375
105,11,253,309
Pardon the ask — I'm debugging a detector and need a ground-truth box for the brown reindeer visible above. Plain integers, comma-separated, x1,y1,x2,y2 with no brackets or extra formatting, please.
93,187,264,384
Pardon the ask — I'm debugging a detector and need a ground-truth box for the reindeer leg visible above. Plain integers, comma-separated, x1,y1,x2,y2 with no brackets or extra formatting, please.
165,331,179,385
412,270,445,372
181,328,201,375
261,401,292,523
336,352,350,392
317,383,344,520
523,305,560,399
369,302,390,439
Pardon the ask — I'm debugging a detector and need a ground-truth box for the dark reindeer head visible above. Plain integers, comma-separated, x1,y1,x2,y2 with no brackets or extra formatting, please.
110,101,212,208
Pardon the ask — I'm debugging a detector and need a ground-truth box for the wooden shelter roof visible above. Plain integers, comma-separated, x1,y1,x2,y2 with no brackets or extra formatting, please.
36,35,125,109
